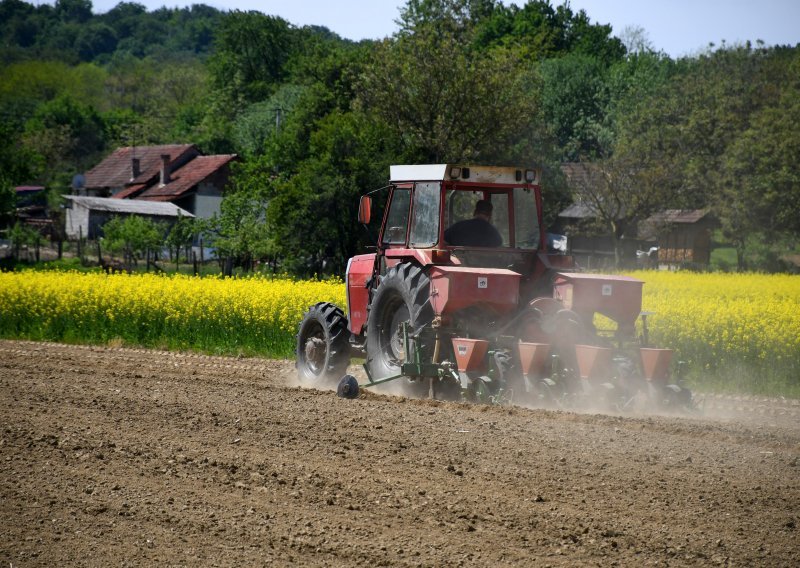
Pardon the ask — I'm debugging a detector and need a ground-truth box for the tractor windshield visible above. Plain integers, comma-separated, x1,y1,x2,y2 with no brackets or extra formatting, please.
443,186,540,249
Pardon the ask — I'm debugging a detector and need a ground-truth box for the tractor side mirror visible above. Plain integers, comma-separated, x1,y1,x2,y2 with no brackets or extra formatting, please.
358,195,372,224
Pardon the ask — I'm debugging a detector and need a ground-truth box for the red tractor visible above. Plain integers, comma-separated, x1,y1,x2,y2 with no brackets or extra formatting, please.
296,164,691,410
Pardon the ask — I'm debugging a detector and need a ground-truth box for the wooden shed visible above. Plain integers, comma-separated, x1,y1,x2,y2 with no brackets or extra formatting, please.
639,210,716,267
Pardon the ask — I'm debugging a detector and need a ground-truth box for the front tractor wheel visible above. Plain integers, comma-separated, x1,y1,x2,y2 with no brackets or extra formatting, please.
296,302,350,387
365,264,434,387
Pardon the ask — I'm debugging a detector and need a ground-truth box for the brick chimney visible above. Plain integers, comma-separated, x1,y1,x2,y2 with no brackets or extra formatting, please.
160,154,171,186
130,157,141,181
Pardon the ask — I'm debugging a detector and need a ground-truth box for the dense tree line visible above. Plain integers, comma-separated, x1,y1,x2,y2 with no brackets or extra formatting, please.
1,0,798,274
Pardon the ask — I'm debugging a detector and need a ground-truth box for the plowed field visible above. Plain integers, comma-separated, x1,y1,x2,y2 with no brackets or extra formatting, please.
1,340,798,566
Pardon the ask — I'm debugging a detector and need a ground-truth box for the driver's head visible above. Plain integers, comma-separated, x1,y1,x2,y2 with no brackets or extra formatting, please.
474,199,493,219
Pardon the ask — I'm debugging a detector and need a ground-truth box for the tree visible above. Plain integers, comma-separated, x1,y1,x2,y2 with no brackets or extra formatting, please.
7,221,42,261
209,11,295,103
561,154,656,267
200,175,273,275
539,53,610,161
262,109,399,276
0,181,16,230
101,215,165,267
232,84,306,158
75,22,118,61
469,1,626,63
22,93,106,177
618,25,655,55
717,53,800,268
358,19,538,163
164,213,196,269
0,121,41,229
55,0,92,24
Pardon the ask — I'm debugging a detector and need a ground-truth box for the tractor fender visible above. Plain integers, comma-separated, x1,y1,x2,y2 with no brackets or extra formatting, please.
346,253,376,335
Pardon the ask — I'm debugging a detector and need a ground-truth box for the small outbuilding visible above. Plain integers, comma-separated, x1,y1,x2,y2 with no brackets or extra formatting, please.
639,209,716,267
64,196,194,240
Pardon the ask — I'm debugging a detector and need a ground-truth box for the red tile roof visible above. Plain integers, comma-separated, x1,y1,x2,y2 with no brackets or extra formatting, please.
112,184,148,200
137,155,237,200
84,144,199,190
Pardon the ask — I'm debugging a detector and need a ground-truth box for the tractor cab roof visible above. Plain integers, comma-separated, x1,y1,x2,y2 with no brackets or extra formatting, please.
390,164,540,186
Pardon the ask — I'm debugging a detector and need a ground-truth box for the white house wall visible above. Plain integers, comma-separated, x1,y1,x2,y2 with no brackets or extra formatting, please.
193,181,223,219
65,203,90,239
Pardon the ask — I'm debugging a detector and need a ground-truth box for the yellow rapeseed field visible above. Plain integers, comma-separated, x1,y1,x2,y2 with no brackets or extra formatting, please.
0,271,345,357
0,269,797,393
625,270,800,393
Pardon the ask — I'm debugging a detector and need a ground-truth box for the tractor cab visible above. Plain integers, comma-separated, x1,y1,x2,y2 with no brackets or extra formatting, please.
360,164,547,268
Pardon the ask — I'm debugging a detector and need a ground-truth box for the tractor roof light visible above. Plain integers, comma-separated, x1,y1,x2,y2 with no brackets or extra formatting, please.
449,167,461,179
525,169,536,183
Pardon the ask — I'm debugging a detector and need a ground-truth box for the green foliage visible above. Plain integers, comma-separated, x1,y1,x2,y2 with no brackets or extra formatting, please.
0,1,223,63
200,174,273,272
718,51,800,243
232,84,306,158
55,0,92,24
23,93,106,172
470,0,625,63
209,11,294,102
0,182,15,229
7,221,42,257
358,18,538,163
540,54,610,160
262,109,399,276
101,215,165,260
164,213,196,265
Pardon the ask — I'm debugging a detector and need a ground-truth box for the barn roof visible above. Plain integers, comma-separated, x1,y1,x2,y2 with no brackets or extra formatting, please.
645,209,711,224
638,209,714,240
137,154,237,201
65,196,194,217
83,144,199,190
559,201,599,219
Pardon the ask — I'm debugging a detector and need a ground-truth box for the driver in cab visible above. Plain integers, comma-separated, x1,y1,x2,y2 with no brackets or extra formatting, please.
443,199,503,247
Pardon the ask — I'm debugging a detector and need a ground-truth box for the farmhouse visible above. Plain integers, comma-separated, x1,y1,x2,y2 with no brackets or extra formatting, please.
63,196,194,240
80,144,237,220
82,145,200,198
132,154,237,219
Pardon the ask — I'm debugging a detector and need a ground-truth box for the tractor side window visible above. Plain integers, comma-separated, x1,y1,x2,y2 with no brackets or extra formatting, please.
409,182,441,248
382,188,411,245
514,187,540,249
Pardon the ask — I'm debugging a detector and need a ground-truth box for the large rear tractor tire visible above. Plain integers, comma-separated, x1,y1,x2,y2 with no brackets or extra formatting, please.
365,264,434,392
296,302,350,387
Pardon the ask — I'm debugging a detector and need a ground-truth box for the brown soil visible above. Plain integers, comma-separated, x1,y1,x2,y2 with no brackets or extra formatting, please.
1,339,798,567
